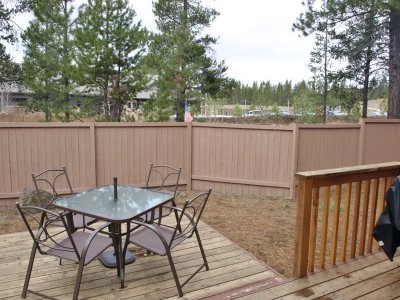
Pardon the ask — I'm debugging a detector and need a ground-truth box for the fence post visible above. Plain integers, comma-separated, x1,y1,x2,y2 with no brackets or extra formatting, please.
186,122,192,190
290,124,299,198
294,175,313,277
90,122,97,187
358,119,366,165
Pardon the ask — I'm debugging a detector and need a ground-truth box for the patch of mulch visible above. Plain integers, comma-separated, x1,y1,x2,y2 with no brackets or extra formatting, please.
0,191,296,278
176,191,296,278
0,207,28,234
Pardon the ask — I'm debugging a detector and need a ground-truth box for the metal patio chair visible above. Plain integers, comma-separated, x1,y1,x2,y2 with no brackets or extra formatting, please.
16,203,113,300
142,164,182,224
31,166,96,229
128,189,212,297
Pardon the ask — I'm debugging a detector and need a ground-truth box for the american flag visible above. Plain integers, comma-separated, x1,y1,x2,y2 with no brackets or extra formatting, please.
184,104,193,122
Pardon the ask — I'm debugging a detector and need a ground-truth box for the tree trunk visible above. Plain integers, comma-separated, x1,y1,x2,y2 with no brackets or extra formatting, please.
176,98,185,122
323,16,328,124
388,8,400,119
361,46,372,119
63,0,70,122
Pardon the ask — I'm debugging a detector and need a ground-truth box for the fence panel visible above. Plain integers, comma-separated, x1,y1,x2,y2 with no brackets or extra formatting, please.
94,123,188,187
191,123,294,197
362,119,400,164
297,125,361,172
0,123,92,205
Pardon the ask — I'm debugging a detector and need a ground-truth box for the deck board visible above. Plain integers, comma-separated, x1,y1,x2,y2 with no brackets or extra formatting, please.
0,221,282,299
232,252,400,300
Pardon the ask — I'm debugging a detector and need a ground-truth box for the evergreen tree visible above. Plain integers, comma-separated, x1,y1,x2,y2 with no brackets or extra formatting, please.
331,0,388,118
294,0,400,119
74,0,147,121
0,0,30,42
0,0,30,84
295,0,335,122
0,43,20,84
147,0,229,122
232,104,242,117
369,77,389,100
21,0,75,121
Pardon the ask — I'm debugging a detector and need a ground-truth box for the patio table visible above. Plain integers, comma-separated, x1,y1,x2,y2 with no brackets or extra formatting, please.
53,184,173,288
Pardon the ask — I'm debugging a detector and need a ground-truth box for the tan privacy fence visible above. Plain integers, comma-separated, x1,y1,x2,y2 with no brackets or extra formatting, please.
1,119,400,206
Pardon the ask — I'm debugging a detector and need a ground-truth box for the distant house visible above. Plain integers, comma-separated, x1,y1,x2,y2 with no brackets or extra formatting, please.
125,84,156,112
0,81,155,115
0,83,33,114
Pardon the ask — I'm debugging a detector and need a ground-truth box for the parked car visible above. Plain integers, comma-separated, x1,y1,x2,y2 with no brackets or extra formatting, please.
243,110,262,117
372,111,387,117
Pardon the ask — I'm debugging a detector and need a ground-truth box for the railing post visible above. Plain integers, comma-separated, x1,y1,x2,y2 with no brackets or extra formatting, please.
294,176,313,277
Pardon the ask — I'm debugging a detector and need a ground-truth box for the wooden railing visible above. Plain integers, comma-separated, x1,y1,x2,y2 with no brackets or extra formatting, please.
294,162,400,277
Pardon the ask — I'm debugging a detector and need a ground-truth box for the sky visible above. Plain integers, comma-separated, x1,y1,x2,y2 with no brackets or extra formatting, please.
6,0,315,86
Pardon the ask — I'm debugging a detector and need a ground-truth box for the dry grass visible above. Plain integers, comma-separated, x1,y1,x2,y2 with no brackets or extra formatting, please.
1,191,297,278
0,207,27,234
176,191,296,277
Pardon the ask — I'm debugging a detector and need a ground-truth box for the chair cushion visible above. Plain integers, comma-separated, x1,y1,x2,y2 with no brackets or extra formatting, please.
129,224,187,256
46,231,112,264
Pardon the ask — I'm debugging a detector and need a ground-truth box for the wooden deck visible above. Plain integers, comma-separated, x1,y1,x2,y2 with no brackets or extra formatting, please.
0,221,284,300
5,220,399,300
205,252,400,299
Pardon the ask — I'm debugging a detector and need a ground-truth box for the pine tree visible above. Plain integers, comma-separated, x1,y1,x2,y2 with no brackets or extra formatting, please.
0,44,20,84
294,0,399,119
21,0,75,121
331,0,388,118
295,0,335,122
73,0,147,121
0,0,29,84
147,0,229,122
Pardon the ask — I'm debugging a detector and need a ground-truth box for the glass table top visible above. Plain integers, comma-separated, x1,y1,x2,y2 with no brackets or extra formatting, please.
54,185,173,222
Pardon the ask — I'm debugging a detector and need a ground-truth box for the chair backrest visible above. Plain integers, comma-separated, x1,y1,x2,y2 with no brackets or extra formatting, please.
145,164,181,197
171,189,212,245
16,203,79,258
31,166,74,207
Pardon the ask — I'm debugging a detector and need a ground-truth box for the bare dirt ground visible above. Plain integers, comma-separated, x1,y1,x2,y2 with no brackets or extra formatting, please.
0,191,297,278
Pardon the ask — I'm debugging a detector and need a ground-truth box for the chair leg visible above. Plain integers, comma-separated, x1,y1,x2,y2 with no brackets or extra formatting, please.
22,243,37,298
166,250,183,297
195,229,209,271
73,259,85,300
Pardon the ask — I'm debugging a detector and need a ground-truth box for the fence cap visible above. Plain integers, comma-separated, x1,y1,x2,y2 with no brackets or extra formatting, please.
296,162,400,179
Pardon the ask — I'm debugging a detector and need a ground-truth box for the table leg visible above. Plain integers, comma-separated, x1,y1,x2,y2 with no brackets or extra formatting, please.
117,223,125,288
109,223,125,288
65,212,77,233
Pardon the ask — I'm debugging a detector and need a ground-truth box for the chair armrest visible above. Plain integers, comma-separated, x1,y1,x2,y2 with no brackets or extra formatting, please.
161,204,182,212
88,222,113,238
81,222,113,257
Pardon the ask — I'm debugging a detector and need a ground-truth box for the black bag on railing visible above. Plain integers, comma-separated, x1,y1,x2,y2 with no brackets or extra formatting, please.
373,176,400,261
